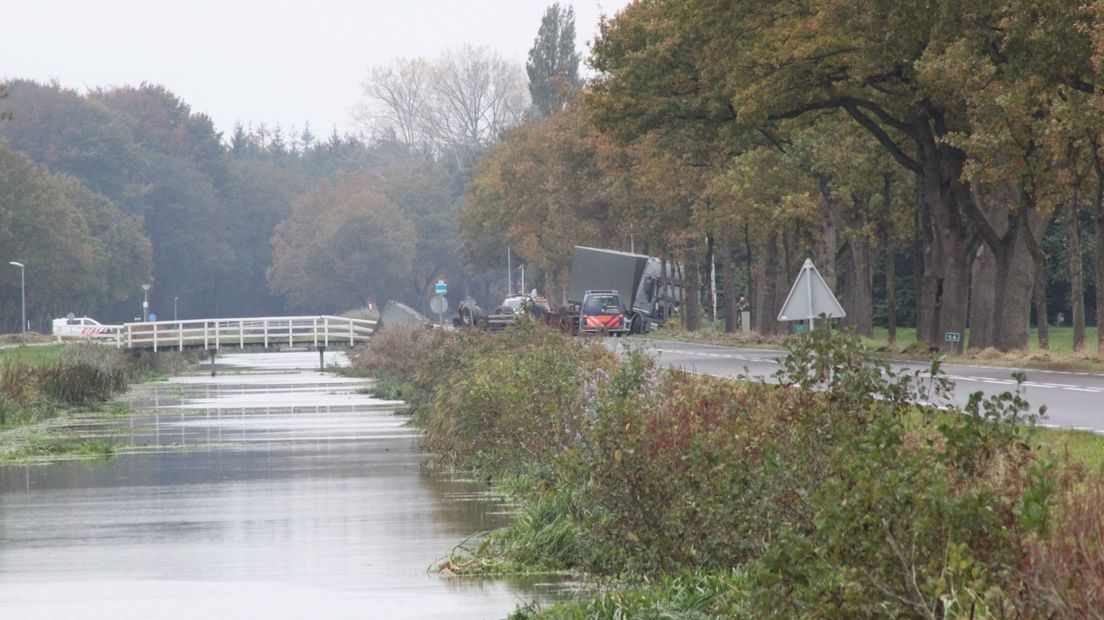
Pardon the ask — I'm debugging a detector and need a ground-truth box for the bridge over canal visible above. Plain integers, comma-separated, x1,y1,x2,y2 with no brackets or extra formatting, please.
81,315,376,352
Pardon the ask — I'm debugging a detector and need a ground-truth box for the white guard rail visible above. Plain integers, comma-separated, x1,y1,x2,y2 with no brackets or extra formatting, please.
116,315,376,351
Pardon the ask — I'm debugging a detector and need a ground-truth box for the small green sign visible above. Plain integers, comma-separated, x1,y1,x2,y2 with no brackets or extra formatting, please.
944,331,962,342
794,324,807,334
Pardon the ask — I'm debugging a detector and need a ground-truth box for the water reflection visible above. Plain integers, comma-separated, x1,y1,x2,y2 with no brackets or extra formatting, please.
0,355,556,619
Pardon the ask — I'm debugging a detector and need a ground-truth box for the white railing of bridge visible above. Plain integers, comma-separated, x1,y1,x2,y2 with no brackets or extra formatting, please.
109,315,376,351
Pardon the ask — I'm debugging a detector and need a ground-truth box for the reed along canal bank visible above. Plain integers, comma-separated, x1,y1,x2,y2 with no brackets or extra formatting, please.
0,349,561,619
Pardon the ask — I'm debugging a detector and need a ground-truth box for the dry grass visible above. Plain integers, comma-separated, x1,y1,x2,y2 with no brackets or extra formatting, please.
0,332,54,345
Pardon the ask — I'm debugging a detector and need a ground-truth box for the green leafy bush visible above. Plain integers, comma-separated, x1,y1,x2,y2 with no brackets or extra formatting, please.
357,323,1101,617
424,320,617,473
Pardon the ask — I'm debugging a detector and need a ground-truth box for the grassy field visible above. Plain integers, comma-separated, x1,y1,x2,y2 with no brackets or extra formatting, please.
0,344,63,366
1035,427,1104,471
866,326,1101,355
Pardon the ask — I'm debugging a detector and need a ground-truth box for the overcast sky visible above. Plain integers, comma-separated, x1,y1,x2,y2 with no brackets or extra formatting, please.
2,0,629,138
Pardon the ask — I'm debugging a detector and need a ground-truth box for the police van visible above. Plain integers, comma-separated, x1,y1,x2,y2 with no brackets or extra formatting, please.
51,316,118,339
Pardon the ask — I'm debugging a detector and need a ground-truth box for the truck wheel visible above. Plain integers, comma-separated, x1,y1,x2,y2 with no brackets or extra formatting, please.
630,313,643,334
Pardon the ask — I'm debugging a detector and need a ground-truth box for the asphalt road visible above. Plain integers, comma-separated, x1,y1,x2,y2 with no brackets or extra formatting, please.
633,339,1104,434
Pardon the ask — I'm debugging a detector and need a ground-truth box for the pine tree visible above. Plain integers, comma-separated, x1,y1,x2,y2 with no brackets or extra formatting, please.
229,122,250,157
526,3,581,120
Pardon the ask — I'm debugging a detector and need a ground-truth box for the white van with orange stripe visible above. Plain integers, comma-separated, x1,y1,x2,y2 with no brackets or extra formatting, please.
579,290,629,336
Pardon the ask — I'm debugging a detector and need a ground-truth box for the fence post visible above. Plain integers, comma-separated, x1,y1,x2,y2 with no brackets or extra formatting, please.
263,319,269,349
179,321,184,351
239,321,244,348
153,324,158,353
324,316,329,347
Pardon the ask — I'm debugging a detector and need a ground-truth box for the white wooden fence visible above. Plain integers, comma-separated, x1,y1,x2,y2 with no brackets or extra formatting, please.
90,315,376,351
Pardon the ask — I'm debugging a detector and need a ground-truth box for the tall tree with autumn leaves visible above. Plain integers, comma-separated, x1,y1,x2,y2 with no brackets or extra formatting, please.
583,0,1104,350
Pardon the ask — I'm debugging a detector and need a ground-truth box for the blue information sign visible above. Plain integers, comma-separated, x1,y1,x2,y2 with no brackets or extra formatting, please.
435,280,447,295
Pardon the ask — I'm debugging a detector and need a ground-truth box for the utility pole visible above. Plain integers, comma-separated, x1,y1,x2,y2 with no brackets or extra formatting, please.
8,261,25,341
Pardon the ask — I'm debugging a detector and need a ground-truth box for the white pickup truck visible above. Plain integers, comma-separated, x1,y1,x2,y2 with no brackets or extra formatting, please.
51,317,119,340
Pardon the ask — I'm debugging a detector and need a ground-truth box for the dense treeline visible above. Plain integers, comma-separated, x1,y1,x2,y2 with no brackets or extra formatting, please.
0,69,507,330
463,0,1104,353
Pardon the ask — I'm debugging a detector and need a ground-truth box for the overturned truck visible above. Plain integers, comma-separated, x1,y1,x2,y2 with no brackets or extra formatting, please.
457,246,683,335
560,246,682,334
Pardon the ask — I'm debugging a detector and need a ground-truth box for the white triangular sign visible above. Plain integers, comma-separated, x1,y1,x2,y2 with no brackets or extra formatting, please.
777,258,846,321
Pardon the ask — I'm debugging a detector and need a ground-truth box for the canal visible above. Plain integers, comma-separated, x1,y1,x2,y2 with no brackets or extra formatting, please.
0,351,555,618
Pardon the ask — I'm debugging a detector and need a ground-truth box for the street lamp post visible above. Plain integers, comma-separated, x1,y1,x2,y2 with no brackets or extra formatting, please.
142,284,151,322
8,261,25,340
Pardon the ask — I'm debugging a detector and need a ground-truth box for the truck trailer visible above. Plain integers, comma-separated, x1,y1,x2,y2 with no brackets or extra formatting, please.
563,246,682,334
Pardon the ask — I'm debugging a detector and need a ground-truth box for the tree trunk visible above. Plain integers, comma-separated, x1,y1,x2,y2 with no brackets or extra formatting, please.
755,232,780,335
882,174,897,345
704,234,716,324
885,246,897,345
1067,200,1086,351
915,180,937,346
1033,257,1049,349
723,239,738,334
968,245,995,351
1095,162,1104,354
847,235,874,337
684,249,702,331
966,182,1048,352
832,192,874,337
816,175,840,290
744,221,754,324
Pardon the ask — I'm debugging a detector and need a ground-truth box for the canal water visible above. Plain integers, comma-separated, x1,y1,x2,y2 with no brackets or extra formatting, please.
0,351,554,618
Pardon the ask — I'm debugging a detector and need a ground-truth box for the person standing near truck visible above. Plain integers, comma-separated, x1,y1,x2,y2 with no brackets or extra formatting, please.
735,296,750,330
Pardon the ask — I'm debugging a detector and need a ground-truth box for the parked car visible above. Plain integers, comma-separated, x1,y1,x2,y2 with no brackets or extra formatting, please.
51,317,118,339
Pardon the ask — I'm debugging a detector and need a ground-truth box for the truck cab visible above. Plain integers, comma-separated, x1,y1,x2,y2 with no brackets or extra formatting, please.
579,290,629,336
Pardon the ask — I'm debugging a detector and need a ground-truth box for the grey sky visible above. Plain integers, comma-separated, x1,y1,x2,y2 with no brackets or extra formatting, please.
2,0,628,138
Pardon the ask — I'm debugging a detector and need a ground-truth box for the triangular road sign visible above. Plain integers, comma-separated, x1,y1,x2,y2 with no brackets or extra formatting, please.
777,258,846,322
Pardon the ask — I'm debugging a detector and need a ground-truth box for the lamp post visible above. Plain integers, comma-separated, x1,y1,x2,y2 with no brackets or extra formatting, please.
174,296,178,321
8,261,25,340
142,284,151,322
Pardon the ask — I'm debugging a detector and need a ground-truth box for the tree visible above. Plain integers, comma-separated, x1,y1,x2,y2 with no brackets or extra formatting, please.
464,102,630,305
269,173,415,312
0,145,150,330
357,47,529,168
526,3,582,120
589,0,1100,351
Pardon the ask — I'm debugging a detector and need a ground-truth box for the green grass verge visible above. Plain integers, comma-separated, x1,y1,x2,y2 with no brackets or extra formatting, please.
865,326,1102,355
0,344,64,366
355,376,420,401
510,569,752,620
1035,427,1104,471
0,434,116,464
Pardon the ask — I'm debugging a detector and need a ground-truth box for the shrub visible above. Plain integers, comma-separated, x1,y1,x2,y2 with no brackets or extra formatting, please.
424,321,617,473
1012,467,1104,618
347,325,457,384
363,322,1099,617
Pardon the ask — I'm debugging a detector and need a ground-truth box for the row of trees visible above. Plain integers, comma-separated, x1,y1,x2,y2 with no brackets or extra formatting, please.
0,3,617,333
464,0,1104,352
1,39,538,330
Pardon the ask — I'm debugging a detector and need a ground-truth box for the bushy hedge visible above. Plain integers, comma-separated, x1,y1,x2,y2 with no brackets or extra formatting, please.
1,344,191,426
352,322,1104,618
